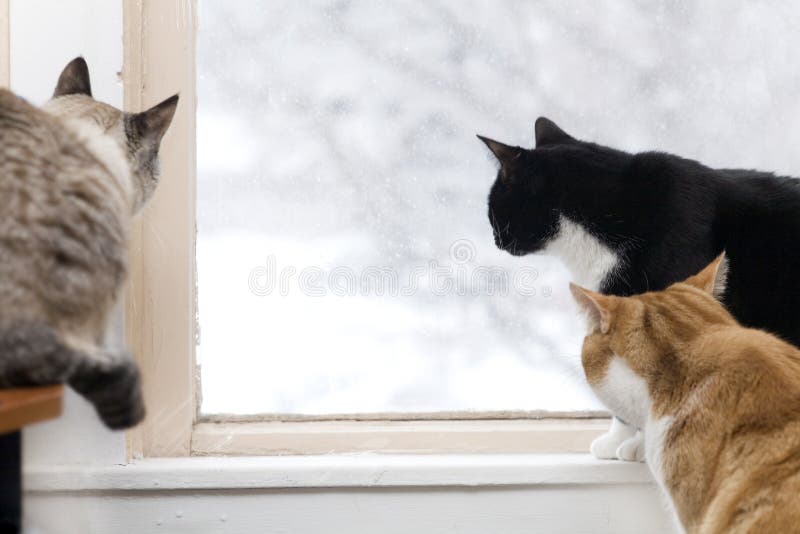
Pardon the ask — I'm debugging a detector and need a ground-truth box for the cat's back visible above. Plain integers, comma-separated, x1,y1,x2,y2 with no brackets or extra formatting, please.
0,88,128,325
696,326,800,425
703,326,800,387
0,88,64,161
701,415,800,534
692,327,800,533
0,88,105,197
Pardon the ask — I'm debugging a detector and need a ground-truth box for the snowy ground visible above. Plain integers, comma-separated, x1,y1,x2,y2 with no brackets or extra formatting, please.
197,1,800,415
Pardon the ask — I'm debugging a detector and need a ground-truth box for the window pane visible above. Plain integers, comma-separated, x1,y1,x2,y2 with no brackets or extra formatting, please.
196,1,597,415
198,2,795,415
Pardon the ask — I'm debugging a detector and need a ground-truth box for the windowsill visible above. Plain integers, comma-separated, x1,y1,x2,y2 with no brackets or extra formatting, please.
191,419,610,456
24,454,655,492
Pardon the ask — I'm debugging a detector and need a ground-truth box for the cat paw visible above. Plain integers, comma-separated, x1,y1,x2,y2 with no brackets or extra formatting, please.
615,431,645,462
590,418,637,460
591,431,625,459
70,355,145,430
94,360,145,430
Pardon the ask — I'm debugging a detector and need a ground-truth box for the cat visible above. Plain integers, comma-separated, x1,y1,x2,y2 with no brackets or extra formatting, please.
570,254,800,533
480,117,800,461
0,57,178,429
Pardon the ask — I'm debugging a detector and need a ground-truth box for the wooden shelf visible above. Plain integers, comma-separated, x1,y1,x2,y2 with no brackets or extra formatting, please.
0,385,63,435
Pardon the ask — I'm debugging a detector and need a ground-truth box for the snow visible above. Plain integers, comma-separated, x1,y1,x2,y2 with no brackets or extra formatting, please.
197,1,800,415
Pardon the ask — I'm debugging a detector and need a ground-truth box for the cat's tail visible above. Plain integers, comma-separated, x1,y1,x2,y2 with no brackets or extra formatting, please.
0,321,145,430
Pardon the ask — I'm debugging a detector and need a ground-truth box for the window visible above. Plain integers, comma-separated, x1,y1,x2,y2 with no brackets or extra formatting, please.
130,2,800,457
195,1,602,419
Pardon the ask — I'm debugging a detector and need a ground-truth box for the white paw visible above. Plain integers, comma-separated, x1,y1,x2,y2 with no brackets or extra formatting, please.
590,418,638,460
591,430,626,459
615,431,645,462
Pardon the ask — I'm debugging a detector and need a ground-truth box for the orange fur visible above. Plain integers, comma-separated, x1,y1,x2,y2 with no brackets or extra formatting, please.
572,255,800,533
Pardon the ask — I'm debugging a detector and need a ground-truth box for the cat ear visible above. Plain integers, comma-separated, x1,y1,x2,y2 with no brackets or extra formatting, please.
682,253,729,301
535,117,573,146
570,283,614,334
129,94,179,145
477,135,522,164
477,135,523,183
53,57,92,98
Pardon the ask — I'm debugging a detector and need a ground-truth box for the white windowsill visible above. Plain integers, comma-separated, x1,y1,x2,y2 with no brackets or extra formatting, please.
24,454,655,492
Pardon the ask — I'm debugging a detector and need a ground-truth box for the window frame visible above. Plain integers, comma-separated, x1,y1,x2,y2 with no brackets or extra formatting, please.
123,0,608,459
0,0,7,88
123,0,198,458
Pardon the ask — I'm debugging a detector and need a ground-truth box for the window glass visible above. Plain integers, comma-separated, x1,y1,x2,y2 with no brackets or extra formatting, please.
197,1,798,415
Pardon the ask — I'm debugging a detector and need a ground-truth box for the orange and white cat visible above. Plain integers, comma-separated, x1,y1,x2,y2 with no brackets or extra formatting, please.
571,254,800,533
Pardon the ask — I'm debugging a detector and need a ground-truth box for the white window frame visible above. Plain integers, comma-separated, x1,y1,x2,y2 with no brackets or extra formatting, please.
122,0,609,459
123,0,198,458
0,0,7,88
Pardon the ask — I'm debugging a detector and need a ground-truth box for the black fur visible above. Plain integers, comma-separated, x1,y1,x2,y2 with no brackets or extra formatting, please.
482,117,800,347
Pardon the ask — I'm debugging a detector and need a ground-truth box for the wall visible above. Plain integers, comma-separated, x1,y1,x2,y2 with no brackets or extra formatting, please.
26,483,672,534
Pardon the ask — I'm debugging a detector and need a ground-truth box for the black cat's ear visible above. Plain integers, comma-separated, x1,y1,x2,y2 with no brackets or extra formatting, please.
477,135,522,166
53,57,92,98
477,135,523,182
129,94,179,144
535,117,573,146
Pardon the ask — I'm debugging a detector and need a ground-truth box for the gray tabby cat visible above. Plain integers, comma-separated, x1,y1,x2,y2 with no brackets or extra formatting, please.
0,57,178,429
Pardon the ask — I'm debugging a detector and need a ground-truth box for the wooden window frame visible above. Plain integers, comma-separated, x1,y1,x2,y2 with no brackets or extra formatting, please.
122,0,607,459
0,0,7,89
123,0,198,458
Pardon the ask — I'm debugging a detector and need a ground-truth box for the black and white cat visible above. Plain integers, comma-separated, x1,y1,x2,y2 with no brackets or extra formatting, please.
481,117,800,461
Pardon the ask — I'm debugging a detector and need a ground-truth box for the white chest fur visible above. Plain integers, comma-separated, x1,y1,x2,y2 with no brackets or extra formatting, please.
594,356,651,429
645,415,683,533
543,215,620,291
644,415,673,487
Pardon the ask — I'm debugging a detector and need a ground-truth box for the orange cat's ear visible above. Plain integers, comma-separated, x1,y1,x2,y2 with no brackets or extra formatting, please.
569,283,614,334
683,252,729,300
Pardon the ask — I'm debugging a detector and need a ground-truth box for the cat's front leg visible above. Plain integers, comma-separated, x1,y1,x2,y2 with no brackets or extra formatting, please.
591,417,639,460
68,348,145,430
